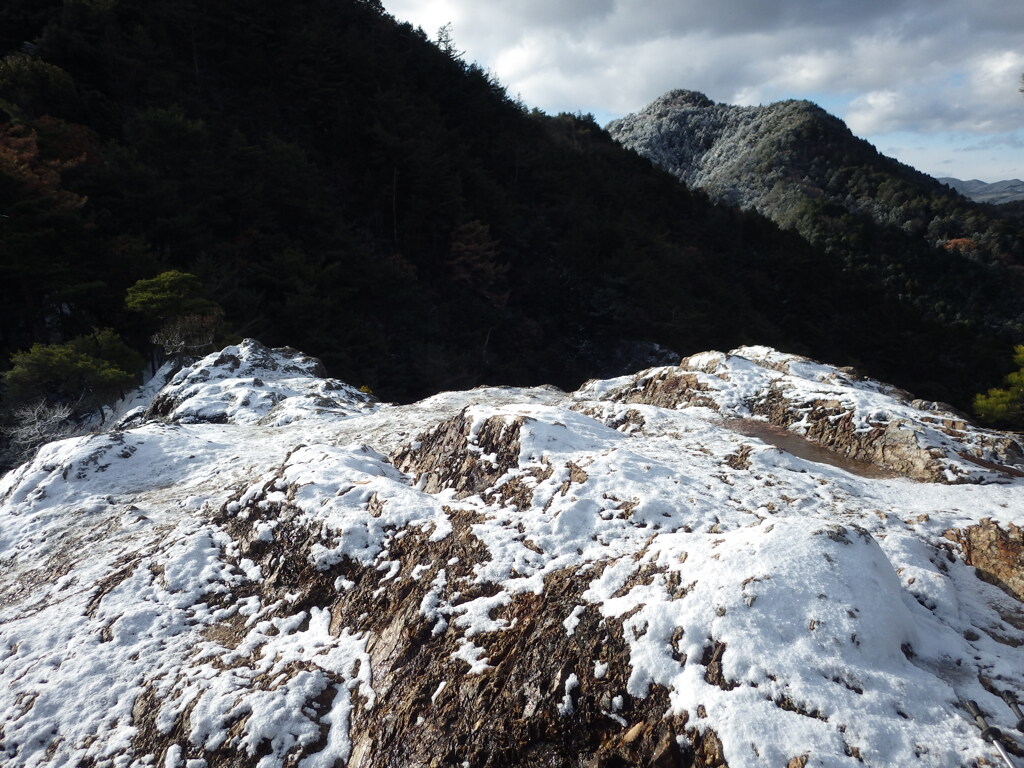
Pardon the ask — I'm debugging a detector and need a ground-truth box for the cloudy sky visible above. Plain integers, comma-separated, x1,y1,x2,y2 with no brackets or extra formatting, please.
384,0,1024,181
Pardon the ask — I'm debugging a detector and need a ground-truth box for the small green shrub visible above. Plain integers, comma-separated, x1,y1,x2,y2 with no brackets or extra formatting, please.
5,329,143,420
974,345,1024,429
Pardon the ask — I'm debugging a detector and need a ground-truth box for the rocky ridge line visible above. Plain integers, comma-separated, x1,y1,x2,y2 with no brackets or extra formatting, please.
0,340,1022,768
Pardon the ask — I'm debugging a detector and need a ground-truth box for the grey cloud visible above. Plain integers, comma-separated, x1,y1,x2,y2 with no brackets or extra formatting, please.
521,0,948,43
385,0,1024,145
490,0,617,30
965,0,1024,32
956,135,1024,152
403,0,953,55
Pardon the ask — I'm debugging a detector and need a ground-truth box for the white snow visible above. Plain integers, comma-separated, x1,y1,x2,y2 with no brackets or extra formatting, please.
1,340,1022,768
563,605,586,635
452,639,493,675
557,673,580,717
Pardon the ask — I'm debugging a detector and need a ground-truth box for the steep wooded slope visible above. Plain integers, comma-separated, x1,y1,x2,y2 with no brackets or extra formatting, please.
0,1,1014,414
608,90,1024,344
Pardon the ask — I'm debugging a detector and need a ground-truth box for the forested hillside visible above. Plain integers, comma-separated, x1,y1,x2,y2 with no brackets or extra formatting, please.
0,0,1016,438
608,90,1024,351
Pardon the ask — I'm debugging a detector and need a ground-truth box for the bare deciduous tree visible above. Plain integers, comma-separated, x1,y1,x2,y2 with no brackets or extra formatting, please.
2,398,84,466
150,311,223,362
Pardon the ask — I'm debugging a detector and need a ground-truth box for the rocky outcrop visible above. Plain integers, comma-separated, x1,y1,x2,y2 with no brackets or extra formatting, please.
582,346,1024,483
947,520,1024,604
146,338,375,425
1,342,1023,768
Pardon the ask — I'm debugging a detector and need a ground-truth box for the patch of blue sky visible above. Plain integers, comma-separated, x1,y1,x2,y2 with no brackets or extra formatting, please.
870,130,1024,181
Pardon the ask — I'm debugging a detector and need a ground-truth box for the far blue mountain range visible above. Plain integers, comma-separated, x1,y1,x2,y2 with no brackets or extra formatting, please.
938,177,1024,204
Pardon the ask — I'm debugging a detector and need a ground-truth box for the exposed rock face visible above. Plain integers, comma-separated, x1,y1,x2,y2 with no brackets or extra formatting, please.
1,341,1023,768
947,520,1024,604
581,346,1024,483
392,409,531,498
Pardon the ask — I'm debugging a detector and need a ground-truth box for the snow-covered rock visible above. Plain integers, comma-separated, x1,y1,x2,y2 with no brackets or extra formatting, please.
145,339,376,426
581,345,1024,484
1,342,1023,768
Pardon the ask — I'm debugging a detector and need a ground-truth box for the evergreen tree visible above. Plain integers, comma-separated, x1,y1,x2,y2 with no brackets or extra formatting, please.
5,328,143,421
125,270,223,365
974,345,1024,429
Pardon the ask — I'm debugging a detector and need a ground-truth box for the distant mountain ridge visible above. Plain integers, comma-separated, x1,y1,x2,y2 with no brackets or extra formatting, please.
607,90,1024,348
939,177,1024,205
607,89,962,233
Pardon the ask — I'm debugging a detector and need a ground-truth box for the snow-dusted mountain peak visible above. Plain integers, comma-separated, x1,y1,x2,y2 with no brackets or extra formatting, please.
606,92,835,212
657,89,718,109
2,342,1023,768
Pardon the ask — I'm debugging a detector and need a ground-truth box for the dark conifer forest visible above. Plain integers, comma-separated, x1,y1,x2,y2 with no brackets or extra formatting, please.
1,0,1021,432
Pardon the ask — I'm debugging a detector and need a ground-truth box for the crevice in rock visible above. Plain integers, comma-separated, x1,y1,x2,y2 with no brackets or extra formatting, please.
392,409,528,498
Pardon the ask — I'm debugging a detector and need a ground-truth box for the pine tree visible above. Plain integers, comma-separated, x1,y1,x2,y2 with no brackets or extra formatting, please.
974,345,1024,429
5,329,143,422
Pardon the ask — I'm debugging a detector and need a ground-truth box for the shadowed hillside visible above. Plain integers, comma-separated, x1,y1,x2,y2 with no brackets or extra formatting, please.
608,90,1024,348
0,1,1016,419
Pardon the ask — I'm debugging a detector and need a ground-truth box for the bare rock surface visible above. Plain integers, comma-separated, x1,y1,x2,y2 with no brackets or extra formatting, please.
146,338,376,425
1,342,1023,768
947,520,1024,606
581,345,1024,483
